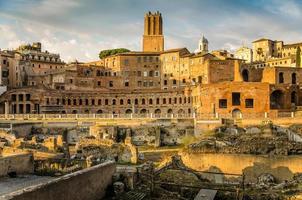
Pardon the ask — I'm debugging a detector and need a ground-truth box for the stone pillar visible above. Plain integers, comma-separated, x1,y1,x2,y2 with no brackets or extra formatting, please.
4,102,9,117
265,112,268,118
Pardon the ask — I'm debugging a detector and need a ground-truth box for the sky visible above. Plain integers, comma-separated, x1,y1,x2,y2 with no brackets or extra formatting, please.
0,0,302,62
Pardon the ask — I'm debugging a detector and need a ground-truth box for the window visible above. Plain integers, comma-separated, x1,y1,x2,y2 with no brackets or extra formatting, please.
232,92,241,106
164,80,168,85
26,94,30,101
173,79,177,85
112,99,116,105
149,71,153,77
163,98,166,104
98,81,101,86
149,99,153,104
109,81,113,87
279,72,284,84
292,73,297,84
149,81,153,87
120,99,124,105
18,94,23,101
155,71,159,77
219,99,227,108
127,99,131,105
142,98,146,105
245,99,254,108
143,71,148,77
105,99,109,105
156,98,160,104
137,71,141,76
70,79,73,84
138,81,142,87
125,80,129,87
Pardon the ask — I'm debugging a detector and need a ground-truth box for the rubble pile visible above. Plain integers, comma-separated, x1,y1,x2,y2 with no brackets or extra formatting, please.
188,124,302,155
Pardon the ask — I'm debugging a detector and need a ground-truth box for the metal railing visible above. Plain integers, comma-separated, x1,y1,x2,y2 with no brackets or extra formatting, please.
0,111,298,120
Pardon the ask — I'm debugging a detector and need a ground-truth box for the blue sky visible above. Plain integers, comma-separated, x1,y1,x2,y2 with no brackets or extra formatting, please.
0,0,302,62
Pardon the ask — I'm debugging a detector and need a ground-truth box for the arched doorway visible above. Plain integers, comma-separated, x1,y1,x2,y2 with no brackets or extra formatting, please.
270,90,284,109
178,109,185,117
125,109,132,114
167,108,173,117
242,69,249,82
232,109,242,119
154,109,161,118
97,109,103,114
140,109,147,117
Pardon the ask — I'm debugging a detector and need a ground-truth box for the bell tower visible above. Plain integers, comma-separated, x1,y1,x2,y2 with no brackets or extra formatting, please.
143,11,164,52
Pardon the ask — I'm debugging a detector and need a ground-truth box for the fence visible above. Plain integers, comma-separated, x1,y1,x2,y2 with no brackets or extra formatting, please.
0,111,298,120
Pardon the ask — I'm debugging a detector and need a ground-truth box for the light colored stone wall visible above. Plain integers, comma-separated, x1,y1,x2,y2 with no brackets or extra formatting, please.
0,153,34,177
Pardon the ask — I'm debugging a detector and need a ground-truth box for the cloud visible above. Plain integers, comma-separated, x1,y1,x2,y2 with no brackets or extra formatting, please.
0,0,302,61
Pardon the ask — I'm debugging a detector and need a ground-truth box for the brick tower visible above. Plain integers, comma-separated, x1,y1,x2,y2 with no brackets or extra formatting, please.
142,11,164,52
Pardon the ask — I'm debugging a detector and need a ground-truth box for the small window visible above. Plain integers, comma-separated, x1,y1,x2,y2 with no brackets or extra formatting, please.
219,99,227,108
173,79,177,85
164,80,168,85
245,99,254,108
109,81,113,87
232,92,241,106
125,81,129,87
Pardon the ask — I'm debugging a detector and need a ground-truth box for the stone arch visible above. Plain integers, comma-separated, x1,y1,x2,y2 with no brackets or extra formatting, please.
97,109,103,114
270,90,284,109
155,109,161,114
140,109,148,115
232,109,242,119
167,108,173,114
178,109,185,117
125,109,132,114
242,69,249,82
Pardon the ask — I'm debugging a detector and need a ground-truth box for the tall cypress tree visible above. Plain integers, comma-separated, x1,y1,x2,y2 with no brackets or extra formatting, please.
296,46,301,67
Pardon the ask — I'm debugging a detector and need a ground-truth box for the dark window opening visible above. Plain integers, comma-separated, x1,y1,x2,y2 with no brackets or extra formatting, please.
219,99,227,108
245,99,254,108
232,92,241,106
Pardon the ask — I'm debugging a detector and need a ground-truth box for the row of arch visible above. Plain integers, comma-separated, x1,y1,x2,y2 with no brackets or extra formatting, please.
53,96,192,106
68,108,191,115
270,89,299,109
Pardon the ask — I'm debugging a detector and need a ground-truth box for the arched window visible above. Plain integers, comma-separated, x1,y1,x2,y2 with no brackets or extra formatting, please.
179,97,182,104
142,98,146,105
292,73,297,84
79,99,82,105
135,99,138,105
85,99,89,105
149,99,153,104
98,99,101,105
127,99,131,105
242,69,249,82
291,91,297,104
279,72,284,84
163,98,166,104
156,98,160,104
68,99,71,105
73,99,77,105
112,99,116,105
120,99,124,105
105,99,109,105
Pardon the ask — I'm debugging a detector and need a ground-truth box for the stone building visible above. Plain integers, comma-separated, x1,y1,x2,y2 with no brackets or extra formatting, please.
0,11,302,118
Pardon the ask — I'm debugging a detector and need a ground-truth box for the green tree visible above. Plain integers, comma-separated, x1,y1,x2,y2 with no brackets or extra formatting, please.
296,46,301,67
99,48,130,59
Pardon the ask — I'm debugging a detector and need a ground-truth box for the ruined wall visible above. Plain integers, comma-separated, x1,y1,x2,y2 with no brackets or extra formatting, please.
9,161,116,200
0,153,34,177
